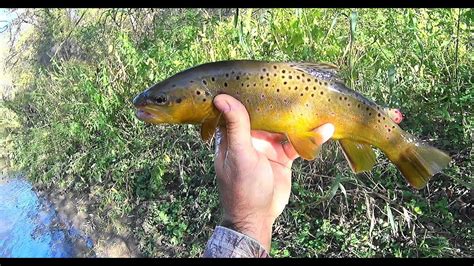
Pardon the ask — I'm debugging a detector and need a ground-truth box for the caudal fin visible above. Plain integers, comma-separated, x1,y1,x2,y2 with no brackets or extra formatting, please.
390,142,451,189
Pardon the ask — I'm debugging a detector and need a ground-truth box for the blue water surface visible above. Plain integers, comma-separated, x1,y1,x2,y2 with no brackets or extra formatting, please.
0,177,93,257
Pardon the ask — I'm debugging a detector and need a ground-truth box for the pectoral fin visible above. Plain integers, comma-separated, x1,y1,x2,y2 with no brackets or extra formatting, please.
200,113,223,142
287,132,325,160
338,139,376,173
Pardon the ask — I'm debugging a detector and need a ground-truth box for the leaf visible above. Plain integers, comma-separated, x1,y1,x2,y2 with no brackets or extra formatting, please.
350,11,358,39
386,203,397,236
327,173,342,204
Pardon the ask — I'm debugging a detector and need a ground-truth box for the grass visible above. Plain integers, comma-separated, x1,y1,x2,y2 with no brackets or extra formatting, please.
1,8,472,257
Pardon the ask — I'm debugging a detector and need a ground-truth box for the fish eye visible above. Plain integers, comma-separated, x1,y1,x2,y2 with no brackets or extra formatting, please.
153,94,168,105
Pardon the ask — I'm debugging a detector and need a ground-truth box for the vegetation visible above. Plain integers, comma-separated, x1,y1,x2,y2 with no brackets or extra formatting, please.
0,8,472,257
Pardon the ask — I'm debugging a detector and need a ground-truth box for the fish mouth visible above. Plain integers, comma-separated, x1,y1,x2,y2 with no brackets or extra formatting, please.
135,109,156,121
134,106,173,124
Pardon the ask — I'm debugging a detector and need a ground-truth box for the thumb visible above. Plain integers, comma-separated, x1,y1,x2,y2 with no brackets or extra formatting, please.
213,94,253,153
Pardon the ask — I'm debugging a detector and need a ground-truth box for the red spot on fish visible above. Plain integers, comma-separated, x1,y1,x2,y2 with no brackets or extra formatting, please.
392,108,404,124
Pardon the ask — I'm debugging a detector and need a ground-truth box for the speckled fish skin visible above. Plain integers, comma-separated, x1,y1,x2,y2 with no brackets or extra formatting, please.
133,60,451,189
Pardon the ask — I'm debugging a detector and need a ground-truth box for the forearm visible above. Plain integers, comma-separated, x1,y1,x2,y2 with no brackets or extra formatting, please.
202,226,270,258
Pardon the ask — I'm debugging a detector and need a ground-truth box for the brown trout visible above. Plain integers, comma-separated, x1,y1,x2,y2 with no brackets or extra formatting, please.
132,60,450,189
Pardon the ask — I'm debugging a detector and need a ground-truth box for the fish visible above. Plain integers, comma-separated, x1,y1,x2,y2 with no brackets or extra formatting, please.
132,60,451,189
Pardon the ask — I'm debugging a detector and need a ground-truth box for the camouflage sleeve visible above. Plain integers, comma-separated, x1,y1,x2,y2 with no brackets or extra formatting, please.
203,226,270,258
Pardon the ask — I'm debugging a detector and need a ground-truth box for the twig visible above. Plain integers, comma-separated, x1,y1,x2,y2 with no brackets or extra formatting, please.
50,9,86,62
454,8,461,94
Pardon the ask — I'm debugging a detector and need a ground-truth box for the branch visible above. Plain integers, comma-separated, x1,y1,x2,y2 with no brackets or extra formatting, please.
50,9,87,62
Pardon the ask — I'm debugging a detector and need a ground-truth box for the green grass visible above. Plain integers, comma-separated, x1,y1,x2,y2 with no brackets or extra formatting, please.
1,8,472,257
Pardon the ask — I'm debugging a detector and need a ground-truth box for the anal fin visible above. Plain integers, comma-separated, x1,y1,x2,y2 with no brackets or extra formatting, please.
338,139,376,173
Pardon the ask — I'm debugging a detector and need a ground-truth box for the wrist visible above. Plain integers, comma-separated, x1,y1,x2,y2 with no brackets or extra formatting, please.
221,216,274,251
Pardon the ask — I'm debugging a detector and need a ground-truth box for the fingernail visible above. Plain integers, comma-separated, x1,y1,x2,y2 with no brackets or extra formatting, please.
320,123,335,142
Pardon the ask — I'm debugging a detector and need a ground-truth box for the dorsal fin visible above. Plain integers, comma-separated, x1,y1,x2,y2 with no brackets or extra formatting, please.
289,62,341,81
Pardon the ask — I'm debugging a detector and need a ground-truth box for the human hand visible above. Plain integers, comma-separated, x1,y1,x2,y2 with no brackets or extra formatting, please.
213,94,334,251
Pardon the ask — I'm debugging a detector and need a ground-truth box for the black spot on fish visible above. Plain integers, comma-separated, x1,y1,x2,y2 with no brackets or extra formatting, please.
262,68,266,72
276,88,280,92
282,70,286,73
253,83,256,87
313,86,316,90
265,84,269,87
267,78,270,81
294,86,298,91
378,119,381,123
282,75,285,79
203,99,206,102
392,126,395,129
357,104,361,108
176,98,182,103
348,103,351,107
190,80,194,83
300,93,304,96
260,76,264,80
274,73,277,77
205,92,211,96
289,75,292,79
196,91,201,95
273,65,277,69
320,91,324,95
369,112,372,116
366,107,370,111
266,73,269,77
261,94,265,99
224,82,228,87
247,84,250,87
172,84,176,87
226,73,229,78
297,75,300,79
378,113,381,117
305,86,309,91
328,98,331,102
307,78,311,82
344,96,347,100
284,81,287,85
383,117,386,120
202,80,207,85
388,128,391,132
339,96,342,100
211,77,215,82
241,83,244,87
319,81,323,85
324,82,328,86
311,93,314,97
236,76,240,80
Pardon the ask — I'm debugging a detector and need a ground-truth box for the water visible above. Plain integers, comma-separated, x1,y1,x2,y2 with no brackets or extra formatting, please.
0,176,94,257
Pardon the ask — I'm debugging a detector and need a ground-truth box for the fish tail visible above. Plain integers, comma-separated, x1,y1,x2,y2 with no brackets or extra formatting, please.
387,137,451,189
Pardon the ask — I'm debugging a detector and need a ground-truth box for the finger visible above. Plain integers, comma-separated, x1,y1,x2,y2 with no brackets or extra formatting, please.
213,94,253,153
312,123,335,145
282,141,299,161
214,126,228,158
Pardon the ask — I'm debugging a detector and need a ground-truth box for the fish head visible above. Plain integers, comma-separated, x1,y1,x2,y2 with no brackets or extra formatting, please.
133,77,214,125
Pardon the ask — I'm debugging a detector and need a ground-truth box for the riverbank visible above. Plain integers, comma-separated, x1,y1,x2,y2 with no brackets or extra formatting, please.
35,184,142,257
0,173,141,257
